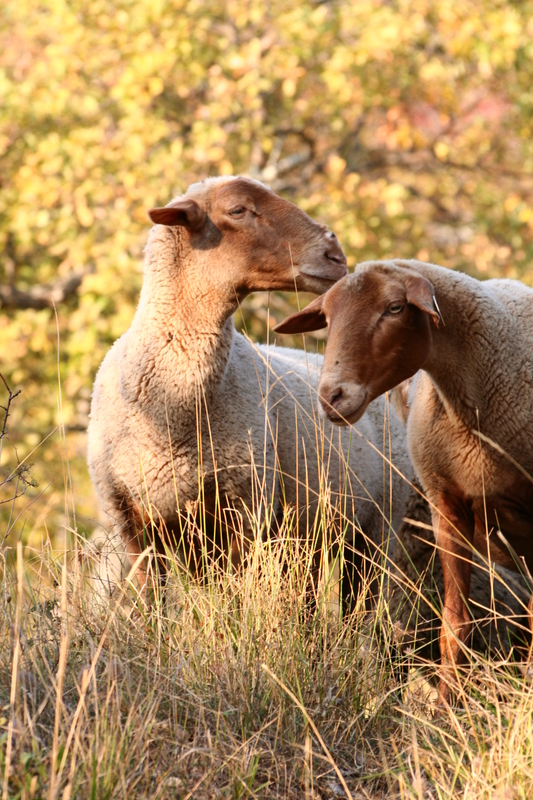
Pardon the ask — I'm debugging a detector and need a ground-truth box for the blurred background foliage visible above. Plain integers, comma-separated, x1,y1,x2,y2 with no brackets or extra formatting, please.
1,0,533,548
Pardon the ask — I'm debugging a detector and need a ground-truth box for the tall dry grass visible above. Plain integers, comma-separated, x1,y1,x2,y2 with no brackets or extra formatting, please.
1,371,533,800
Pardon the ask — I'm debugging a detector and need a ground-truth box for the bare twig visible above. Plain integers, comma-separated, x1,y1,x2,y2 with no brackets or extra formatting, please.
0,373,21,444
0,375,37,542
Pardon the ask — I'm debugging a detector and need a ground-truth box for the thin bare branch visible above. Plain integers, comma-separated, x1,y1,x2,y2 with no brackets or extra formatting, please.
0,266,93,310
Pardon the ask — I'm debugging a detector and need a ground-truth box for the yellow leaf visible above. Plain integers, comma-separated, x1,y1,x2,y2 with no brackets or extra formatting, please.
434,142,449,161
148,76,164,96
282,78,297,98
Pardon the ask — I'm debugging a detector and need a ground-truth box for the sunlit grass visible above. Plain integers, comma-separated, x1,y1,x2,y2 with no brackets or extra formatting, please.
2,521,533,799
1,376,533,799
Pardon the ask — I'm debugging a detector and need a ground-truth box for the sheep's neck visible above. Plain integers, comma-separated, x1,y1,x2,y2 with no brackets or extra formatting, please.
416,262,521,439
134,227,240,400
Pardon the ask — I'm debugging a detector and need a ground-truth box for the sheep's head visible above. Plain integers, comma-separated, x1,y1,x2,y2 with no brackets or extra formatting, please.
147,177,347,297
274,261,440,425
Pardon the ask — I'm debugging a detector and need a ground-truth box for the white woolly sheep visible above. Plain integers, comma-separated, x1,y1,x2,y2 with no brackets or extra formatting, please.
87,179,412,599
274,258,533,702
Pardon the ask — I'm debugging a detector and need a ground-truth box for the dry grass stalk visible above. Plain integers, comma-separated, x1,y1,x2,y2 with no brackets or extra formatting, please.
1,372,533,798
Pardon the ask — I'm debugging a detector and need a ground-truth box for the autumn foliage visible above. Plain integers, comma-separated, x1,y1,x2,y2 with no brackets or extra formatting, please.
1,0,533,542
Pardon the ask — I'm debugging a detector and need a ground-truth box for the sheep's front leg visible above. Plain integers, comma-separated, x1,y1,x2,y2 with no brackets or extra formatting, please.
116,500,171,605
430,492,475,705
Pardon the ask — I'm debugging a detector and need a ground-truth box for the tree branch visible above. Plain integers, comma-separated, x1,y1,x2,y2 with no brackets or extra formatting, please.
0,267,93,310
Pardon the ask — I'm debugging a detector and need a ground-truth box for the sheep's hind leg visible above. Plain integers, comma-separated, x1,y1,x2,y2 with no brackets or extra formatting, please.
527,592,533,673
339,531,368,616
431,493,475,706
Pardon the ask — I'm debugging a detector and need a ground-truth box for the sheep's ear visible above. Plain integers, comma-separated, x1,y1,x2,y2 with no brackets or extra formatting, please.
405,275,441,328
274,295,328,334
147,199,206,231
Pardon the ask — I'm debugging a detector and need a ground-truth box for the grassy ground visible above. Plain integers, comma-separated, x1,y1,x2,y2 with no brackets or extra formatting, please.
1,518,533,800
1,381,533,799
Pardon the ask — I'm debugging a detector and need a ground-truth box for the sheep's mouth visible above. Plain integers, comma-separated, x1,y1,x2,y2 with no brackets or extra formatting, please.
325,405,367,426
320,393,369,427
299,272,344,289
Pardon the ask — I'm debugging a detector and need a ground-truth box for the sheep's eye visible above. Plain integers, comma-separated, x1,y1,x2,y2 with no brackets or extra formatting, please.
388,302,404,315
229,206,246,217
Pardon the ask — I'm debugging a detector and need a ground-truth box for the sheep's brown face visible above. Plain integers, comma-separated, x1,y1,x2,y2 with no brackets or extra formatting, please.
148,177,347,297
274,263,440,425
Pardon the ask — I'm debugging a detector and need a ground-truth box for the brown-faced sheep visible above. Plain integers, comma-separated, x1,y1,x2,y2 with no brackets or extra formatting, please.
275,258,533,702
87,181,412,599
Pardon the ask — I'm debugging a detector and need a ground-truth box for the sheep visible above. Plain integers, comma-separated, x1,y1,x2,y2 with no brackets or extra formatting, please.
391,380,531,659
391,490,531,661
274,258,533,702
87,179,413,602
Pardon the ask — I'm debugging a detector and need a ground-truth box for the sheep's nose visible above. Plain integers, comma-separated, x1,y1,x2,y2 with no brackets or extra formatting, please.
319,386,344,413
324,233,347,268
